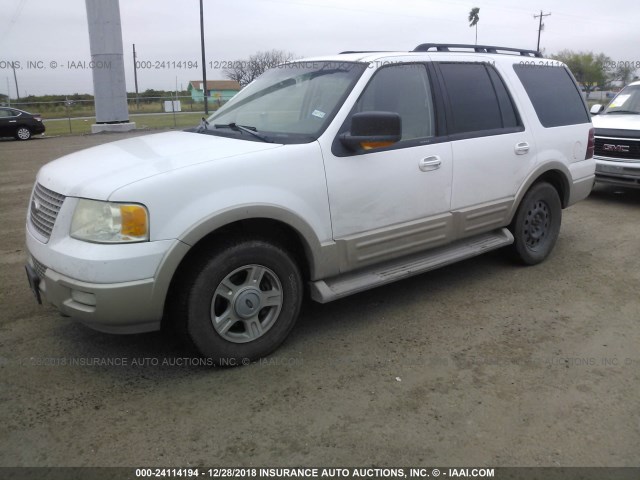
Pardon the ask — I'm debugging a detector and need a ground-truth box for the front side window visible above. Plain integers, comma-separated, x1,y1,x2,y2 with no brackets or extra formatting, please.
353,63,435,141
205,61,367,143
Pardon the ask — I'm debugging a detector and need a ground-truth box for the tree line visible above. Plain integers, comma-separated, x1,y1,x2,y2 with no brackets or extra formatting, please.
551,51,638,97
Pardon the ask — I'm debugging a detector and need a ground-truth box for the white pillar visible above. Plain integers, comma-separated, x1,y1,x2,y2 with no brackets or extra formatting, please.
85,0,135,131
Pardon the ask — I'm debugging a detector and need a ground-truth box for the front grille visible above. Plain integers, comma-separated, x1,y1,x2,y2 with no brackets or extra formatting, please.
29,183,65,242
32,256,47,279
594,137,640,161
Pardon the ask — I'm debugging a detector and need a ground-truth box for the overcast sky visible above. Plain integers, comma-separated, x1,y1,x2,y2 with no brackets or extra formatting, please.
1,0,638,97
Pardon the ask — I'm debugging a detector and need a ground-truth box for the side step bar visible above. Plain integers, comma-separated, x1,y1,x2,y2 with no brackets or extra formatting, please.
310,228,514,303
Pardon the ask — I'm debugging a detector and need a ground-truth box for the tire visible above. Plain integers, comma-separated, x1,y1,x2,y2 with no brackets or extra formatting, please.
15,127,32,141
510,182,562,265
172,239,303,366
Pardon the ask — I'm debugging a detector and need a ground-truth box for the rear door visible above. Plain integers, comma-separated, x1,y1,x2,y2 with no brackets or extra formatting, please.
434,60,536,237
0,109,13,136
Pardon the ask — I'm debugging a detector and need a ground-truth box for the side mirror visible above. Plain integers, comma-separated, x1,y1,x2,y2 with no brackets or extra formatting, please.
590,104,604,115
340,111,401,151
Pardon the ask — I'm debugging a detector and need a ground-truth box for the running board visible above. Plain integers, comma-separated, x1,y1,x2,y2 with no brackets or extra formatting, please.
310,228,514,303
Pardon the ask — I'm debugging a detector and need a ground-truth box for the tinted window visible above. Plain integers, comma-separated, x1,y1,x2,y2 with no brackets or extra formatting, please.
439,63,517,134
486,67,520,128
513,64,589,127
354,64,435,141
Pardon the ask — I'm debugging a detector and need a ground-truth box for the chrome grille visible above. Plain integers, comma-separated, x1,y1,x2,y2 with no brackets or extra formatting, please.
594,138,640,161
32,256,47,279
29,183,65,242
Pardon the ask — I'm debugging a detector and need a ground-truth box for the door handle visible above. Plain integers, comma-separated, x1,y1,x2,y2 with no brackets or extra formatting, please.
9,120,16,123
419,156,441,172
515,142,530,155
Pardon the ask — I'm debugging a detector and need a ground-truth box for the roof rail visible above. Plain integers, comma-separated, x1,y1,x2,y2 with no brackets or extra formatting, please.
413,43,542,58
339,51,392,54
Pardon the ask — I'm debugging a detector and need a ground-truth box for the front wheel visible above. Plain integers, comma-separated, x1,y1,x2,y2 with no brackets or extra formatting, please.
172,239,303,365
510,182,562,265
15,127,32,140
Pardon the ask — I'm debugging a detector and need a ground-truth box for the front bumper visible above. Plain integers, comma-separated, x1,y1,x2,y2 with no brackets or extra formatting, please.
26,254,160,333
31,122,46,135
595,156,640,188
25,223,190,334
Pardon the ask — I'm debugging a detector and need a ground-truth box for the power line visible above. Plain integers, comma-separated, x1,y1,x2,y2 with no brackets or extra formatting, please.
0,0,28,46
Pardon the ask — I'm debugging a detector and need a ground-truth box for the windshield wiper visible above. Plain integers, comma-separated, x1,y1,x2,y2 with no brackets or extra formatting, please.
197,117,210,132
606,110,640,115
214,123,273,143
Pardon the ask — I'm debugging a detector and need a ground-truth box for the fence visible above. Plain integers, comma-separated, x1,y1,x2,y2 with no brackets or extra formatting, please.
1,95,221,120
0,95,230,135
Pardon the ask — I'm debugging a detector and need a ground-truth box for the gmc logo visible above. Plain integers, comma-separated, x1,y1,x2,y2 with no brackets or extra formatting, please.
603,144,630,153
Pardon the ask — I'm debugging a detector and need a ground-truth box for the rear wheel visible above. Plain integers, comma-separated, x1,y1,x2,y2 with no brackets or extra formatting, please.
15,127,32,141
172,239,303,365
510,182,562,265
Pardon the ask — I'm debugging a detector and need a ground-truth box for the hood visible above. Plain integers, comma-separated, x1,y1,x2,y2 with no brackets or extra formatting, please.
591,113,640,133
36,131,282,199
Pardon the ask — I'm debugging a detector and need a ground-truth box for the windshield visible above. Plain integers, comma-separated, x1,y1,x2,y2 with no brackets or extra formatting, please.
204,61,367,143
603,84,640,114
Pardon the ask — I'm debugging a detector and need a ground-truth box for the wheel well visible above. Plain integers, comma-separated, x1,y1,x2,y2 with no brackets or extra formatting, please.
162,218,311,326
535,170,570,208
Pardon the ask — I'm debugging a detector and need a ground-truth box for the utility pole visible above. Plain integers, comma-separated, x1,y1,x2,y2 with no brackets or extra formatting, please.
11,61,20,99
5,77,10,106
534,10,551,52
133,44,140,110
199,0,208,115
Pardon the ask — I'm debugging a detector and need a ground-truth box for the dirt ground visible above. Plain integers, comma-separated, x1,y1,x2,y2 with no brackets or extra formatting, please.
1,132,639,468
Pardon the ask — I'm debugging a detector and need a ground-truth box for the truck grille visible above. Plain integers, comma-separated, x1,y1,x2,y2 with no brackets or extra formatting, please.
29,183,66,242
594,138,640,161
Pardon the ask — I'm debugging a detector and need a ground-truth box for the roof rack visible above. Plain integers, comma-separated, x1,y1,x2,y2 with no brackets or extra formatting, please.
339,51,393,54
413,43,542,58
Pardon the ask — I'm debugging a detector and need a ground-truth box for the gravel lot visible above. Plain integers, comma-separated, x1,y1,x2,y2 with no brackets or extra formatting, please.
1,132,639,467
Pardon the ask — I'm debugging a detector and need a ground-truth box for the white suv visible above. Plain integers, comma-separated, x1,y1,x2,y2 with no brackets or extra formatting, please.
590,80,640,187
25,44,595,364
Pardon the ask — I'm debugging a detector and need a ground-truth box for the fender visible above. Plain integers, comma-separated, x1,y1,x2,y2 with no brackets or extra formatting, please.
174,204,339,280
507,161,571,222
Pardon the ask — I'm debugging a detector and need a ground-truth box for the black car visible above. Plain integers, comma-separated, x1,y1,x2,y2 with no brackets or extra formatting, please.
0,107,45,140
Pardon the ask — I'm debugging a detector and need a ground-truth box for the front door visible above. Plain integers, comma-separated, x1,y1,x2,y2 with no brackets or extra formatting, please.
321,63,453,272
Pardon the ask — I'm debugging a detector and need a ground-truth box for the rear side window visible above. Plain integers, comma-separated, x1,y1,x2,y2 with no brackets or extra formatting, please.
438,63,521,135
513,64,590,127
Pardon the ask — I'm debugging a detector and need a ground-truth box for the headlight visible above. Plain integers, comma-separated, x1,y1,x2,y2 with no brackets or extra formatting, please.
71,199,149,243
